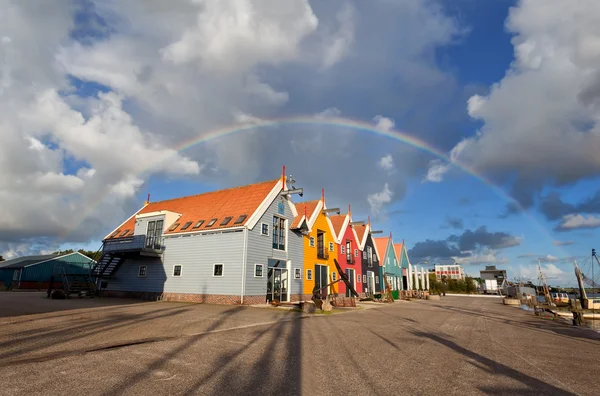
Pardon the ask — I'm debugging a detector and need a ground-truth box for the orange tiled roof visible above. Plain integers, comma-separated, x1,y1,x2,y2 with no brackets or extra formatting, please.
329,214,348,239
354,224,368,246
373,237,390,264
394,243,403,262
106,179,279,239
291,200,320,229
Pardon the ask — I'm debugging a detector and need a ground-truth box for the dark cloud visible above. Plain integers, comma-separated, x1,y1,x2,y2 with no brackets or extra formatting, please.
408,239,465,261
539,192,576,221
443,216,464,230
498,202,521,219
450,226,521,251
408,225,521,262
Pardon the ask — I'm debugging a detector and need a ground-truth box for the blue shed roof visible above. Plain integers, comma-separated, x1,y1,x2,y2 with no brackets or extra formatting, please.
0,253,74,269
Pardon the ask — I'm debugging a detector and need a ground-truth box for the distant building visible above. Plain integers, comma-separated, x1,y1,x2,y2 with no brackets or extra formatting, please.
480,265,507,288
434,264,465,280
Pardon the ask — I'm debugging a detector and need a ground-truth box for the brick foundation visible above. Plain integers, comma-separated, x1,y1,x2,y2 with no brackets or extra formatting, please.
102,291,300,305
290,294,313,302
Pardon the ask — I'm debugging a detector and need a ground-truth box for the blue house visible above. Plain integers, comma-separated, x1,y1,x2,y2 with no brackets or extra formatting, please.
98,170,307,305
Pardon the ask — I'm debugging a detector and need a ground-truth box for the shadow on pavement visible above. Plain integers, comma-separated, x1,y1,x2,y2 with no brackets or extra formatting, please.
99,306,304,396
410,329,577,396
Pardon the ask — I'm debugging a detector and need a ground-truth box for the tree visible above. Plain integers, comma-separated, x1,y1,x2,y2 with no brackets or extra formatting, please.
52,249,101,261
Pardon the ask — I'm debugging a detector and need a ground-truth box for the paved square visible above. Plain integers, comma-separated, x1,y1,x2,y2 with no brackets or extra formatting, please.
1,293,599,395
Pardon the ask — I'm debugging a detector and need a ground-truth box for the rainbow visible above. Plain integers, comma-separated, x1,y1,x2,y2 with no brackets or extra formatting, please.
64,115,555,250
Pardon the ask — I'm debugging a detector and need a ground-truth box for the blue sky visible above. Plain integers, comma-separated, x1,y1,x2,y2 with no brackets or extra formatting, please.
2,0,599,287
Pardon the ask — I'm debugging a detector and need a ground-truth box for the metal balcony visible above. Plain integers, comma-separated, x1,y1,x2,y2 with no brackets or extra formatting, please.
317,250,329,260
102,235,164,256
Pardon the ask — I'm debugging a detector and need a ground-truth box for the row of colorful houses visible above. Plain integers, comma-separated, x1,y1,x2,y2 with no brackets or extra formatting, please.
97,169,425,305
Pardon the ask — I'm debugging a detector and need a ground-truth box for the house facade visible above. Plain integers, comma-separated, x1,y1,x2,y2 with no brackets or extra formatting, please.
100,171,305,305
395,242,411,290
291,191,339,299
374,234,402,294
329,206,363,297
355,220,381,296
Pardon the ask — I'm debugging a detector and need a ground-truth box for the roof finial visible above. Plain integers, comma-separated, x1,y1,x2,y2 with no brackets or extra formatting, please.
348,204,351,216
390,231,392,238
282,165,286,190
321,188,325,204
144,193,150,205
368,215,371,227
304,204,307,219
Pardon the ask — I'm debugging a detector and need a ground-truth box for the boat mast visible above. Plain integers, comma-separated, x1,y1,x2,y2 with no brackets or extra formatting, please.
538,260,553,306
574,259,588,305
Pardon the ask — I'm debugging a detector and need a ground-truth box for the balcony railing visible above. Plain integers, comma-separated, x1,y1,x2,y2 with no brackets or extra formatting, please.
317,249,329,260
103,235,164,254
346,255,354,264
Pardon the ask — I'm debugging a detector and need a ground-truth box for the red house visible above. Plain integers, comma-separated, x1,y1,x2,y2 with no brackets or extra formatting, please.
329,205,363,297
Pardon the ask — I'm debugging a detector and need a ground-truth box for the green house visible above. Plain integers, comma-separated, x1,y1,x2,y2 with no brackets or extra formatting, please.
0,252,95,290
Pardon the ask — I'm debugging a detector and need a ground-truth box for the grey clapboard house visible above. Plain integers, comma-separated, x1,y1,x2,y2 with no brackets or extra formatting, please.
98,175,305,304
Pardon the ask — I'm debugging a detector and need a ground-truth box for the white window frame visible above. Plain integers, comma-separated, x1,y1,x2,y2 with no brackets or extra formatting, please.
363,251,367,259
272,216,287,251
306,269,313,280
363,275,366,283
173,265,182,277
261,223,269,236
213,263,224,277
254,264,263,277
138,265,147,278
294,268,301,279
329,242,334,252
332,272,337,281
309,237,315,247
354,249,358,258
376,276,379,284
357,274,361,283
341,245,345,254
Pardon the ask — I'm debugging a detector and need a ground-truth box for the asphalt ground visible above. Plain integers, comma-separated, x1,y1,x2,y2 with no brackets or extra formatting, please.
1,292,599,396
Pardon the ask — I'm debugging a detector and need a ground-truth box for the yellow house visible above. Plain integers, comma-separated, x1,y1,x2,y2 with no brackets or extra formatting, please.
291,189,340,299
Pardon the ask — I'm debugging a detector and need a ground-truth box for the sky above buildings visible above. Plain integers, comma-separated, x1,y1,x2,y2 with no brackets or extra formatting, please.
1,0,599,287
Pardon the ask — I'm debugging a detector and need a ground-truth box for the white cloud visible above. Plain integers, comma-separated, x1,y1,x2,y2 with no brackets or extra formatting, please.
454,250,509,266
0,0,465,255
426,0,600,197
556,213,600,231
552,240,575,246
160,0,319,71
378,154,395,172
423,138,471,182
321,3,356,69
537,254,559,263
367,183,393,216
315,107,342,119
516,263,569,284
373,115,395,132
